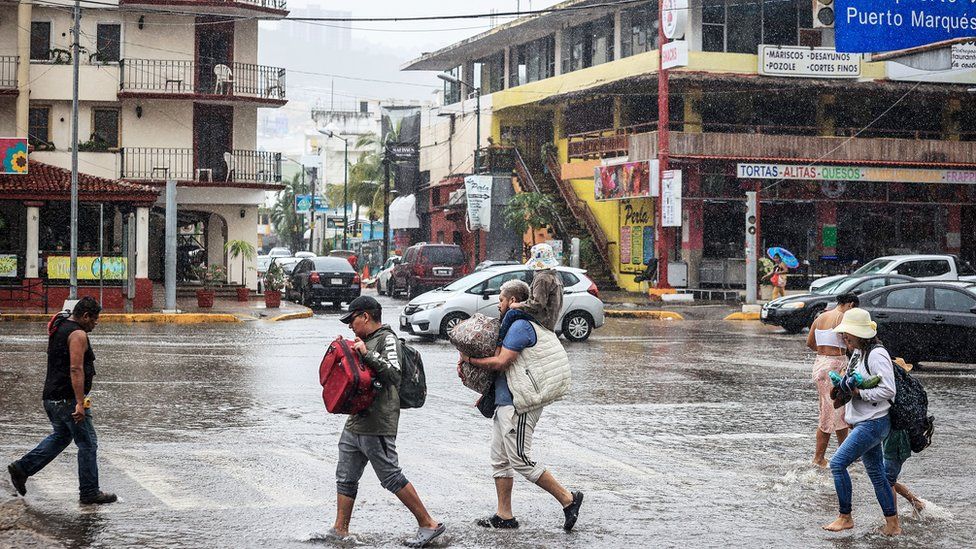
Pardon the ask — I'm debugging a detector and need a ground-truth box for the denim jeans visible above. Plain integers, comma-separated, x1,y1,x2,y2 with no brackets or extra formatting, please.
14,400,99,498
829,415,896,517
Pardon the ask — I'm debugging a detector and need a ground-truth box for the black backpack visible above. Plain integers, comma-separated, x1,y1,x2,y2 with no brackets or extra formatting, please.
864,345,934,453
397,338,427,409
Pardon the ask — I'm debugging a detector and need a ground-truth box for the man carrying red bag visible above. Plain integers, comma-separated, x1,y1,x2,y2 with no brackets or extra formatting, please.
328,296,445,548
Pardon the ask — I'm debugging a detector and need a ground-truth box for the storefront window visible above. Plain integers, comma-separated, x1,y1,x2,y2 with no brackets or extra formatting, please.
561,16,614,73
525,35,555,83
702,0,809,53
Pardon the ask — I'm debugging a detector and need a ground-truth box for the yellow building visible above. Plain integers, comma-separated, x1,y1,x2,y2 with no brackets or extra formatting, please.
405,0,976,292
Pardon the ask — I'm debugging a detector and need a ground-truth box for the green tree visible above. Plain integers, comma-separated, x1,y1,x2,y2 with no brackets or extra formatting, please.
224,239,256,286
270,173,306,252
503,192,557,249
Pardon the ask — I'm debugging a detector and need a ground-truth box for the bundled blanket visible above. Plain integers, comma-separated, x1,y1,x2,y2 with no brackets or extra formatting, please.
448,314,498,393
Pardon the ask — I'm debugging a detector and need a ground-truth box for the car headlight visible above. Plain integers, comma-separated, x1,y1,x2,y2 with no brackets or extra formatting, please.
784,302,806,309
416,302,445,311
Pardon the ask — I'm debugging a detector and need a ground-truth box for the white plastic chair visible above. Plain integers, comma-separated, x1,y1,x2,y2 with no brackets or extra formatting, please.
223,152,235,182
213,64,233,94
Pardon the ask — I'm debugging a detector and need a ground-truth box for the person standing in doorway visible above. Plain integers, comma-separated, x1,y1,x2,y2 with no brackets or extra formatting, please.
823,308,900,536
806,293,858,467
7,297,117,505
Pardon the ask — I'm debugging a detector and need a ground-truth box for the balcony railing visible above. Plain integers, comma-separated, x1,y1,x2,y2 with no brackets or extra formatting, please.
0,56,18,89
119,0,287,12
568,122,976,160
120,148,282,184
119,59,286,101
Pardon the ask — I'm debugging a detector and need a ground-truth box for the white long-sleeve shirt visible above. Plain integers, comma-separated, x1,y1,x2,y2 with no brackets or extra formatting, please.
844,346,897,425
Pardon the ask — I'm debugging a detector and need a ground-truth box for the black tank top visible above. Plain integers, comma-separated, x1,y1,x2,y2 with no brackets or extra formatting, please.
42,318,96,401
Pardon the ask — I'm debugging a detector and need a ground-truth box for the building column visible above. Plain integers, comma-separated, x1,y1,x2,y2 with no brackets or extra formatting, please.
816,93,836,137
503,46,511,89
24,202,41,278
947,204,962,254
554,30,563,76
681,167,703,288
684,86,703,133
816,201,838,257
613,96,624,129
134,206,153,309
943,98,962,141
16,1,32,138
613,10,623,61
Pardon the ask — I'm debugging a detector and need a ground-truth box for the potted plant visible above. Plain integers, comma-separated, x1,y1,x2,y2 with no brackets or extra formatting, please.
193,264,226,308
263,262,285,308
225,239,256,302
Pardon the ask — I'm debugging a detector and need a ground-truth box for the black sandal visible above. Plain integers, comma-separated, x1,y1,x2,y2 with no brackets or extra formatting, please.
476,514,519,529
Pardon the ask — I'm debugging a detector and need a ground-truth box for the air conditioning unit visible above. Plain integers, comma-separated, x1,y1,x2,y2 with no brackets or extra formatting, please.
813,0,835,28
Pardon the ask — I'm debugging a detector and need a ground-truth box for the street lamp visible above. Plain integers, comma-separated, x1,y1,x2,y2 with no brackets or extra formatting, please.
438,72,482,264
320,127,349,249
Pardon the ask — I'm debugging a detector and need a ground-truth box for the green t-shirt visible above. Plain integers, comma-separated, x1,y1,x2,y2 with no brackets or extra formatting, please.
883,429,912,463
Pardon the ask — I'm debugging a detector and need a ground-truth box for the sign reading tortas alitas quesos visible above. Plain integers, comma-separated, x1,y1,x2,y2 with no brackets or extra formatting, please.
758,45,861,78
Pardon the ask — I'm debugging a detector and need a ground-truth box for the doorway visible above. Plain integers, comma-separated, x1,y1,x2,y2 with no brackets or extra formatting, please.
194,104,233,181
196,18,234,94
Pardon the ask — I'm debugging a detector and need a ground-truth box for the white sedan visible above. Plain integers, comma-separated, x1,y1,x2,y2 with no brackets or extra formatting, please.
399,265,605,341
376,255,401,296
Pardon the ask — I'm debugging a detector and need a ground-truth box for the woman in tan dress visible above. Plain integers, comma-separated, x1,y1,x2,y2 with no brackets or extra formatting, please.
806,293,859,467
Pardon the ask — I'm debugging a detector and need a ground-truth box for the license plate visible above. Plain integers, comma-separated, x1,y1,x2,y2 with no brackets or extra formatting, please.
433,267,452,276
331,278,343,285
761,309,768,319
400,316,408,328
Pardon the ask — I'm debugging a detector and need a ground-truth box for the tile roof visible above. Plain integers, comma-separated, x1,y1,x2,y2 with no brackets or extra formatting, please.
0,160,159,203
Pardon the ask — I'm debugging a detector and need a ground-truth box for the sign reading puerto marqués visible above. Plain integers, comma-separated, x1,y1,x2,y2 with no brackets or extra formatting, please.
836,0,976,53
737,163,976,184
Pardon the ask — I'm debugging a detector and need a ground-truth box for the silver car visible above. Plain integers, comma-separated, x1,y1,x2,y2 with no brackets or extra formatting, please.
399,265,605,341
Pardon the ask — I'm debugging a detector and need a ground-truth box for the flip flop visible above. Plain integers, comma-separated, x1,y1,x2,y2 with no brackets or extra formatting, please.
403,523,445,548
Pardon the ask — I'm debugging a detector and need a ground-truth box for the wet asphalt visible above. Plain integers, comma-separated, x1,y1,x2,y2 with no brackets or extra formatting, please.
1,293,974,548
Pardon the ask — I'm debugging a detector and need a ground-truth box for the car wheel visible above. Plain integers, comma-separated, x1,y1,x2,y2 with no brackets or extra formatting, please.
440,312,470,338
562,311,593,342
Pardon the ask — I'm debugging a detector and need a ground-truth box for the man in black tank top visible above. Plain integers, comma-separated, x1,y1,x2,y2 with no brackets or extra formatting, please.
7,297,117,505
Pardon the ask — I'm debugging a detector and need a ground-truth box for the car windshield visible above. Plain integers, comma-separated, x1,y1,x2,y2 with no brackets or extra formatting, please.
828,277,873,295
812,277,847,294
423,246,465,265
312,257,354,272
853,259,893,275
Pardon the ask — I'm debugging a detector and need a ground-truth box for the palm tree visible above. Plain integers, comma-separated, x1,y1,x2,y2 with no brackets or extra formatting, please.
225,239,256,286
503,192,558,250
270,173,306,252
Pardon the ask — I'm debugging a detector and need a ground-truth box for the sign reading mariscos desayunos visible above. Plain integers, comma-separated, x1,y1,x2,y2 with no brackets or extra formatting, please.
737,163,976,184
836,0,976,53
758,45,860,78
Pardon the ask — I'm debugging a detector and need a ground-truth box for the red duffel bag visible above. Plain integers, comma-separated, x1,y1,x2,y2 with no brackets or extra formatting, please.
319,338,376,414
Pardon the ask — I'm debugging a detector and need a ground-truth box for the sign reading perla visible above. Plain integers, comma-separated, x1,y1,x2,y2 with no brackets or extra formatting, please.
758,46,860,78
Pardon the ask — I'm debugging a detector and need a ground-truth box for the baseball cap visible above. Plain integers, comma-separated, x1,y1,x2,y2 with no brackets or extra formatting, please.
339,296,381,324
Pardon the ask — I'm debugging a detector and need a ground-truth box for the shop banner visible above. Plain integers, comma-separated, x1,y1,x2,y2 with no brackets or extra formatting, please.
0,254,17,277
758,45,860,78
836,0,976,53
47,256,128,280
619,201,654,272
595,160,657,201
464,175,493,231
1,138,28,175
662,170,683,228
737,163,976,184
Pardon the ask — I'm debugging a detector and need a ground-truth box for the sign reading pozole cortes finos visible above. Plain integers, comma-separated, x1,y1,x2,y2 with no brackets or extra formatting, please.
836,0,976,53
737,163,976,184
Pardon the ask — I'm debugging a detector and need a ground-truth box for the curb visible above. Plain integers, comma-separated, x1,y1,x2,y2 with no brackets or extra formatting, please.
0,313,241,324
269,309,314,322
724,312,761,321
605,309,684,320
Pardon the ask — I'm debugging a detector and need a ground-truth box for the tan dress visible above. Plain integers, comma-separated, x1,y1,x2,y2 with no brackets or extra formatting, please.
812,354,849,433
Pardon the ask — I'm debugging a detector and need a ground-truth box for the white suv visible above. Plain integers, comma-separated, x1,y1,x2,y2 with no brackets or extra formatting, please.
810,254,976,292
399,265,605,341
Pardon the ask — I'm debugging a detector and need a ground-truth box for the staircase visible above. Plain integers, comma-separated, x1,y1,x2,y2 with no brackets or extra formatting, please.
512,146,618,290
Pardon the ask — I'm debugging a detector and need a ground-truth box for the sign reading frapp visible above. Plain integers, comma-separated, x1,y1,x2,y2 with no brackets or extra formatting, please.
737,163,976,184
758,45,860,78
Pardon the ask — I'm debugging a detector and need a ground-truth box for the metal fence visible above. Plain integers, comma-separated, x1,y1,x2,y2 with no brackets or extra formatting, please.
120,59,285,100
120,148,281,184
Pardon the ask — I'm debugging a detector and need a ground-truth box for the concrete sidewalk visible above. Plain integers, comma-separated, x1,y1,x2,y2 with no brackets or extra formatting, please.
0,294,312,323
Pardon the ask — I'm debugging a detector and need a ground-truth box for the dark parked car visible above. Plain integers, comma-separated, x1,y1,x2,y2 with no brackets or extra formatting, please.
289,256,361,308
761,274,915,333
391,243,469,299
860,282,976,365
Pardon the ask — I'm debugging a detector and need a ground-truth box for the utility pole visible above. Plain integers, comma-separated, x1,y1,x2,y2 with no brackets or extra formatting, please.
69,0,81,299
309,167,317,253
164,180,177,311
655,0,671,289
382,155,391,264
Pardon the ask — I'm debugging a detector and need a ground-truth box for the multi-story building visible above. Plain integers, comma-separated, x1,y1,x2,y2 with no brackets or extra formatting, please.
404,0,976,292
0,0,287,304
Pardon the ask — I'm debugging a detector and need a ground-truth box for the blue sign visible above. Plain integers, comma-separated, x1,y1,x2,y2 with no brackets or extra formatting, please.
836,0,976,53
295,194,328,213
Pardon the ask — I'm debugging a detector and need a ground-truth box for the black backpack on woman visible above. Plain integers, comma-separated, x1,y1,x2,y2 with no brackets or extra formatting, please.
864,345,935,453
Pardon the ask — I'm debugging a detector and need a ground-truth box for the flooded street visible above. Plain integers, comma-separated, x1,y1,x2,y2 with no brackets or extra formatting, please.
2,295,974,548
